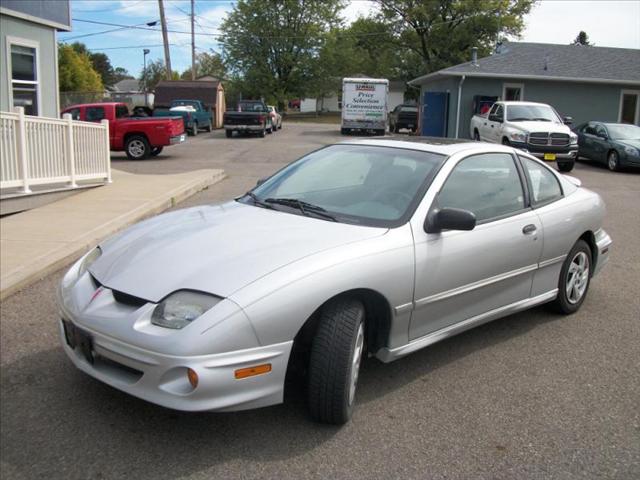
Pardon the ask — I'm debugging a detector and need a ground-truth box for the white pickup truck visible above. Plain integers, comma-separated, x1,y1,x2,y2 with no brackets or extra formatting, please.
470,101,578,172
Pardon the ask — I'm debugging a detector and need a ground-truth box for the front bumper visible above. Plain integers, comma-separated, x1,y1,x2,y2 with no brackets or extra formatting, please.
224,125,263,131
169,133,186,145
593,228,612,277
58,300,292,412
511,141,578,161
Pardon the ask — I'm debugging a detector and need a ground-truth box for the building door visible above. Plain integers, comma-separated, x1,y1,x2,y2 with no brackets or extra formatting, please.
421,92,449,137
619,90,640,125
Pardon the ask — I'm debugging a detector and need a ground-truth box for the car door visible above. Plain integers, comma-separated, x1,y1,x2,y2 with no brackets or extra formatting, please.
578,123,596,159
487,104,505,143
593,124,611,164
480,104,497,140
410,151,543,340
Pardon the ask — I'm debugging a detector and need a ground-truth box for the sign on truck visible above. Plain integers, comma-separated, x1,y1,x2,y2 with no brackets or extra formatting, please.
341,78,388,135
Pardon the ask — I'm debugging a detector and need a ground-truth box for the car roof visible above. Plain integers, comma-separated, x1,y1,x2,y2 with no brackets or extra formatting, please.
340,137,515,156
500,101,550,107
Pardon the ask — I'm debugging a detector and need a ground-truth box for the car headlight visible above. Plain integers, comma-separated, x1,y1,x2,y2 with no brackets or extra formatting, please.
151,291,221,329
77,247,101,282
624,146,639,157
510,131,527,143
570,133,578,145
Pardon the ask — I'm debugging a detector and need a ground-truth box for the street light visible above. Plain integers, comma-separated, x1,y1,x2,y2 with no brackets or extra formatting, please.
143,48,150,107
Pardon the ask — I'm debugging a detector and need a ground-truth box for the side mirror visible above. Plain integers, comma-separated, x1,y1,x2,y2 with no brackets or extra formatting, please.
256,178,267,186
598,133,608,141
563,116,573,125
425,207,476,233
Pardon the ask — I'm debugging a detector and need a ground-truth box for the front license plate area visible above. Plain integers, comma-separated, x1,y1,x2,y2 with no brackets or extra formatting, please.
544,153,556,161
62,320,94,364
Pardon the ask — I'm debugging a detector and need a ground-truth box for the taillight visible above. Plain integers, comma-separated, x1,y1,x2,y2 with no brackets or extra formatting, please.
258,115,265,122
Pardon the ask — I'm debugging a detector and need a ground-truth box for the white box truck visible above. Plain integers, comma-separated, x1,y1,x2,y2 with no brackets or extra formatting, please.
341,78,388,135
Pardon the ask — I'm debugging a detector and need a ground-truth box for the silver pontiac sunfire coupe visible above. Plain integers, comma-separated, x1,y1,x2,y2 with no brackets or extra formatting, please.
58,139,612,424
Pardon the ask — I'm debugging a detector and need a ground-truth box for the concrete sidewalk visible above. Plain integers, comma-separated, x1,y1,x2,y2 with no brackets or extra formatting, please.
0,168,225,300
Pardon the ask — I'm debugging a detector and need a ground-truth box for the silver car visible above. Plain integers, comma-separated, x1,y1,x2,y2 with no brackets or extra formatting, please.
57,139,611,424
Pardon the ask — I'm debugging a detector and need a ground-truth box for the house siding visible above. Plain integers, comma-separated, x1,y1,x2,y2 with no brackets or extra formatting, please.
1,15,59,117
420,76,640,139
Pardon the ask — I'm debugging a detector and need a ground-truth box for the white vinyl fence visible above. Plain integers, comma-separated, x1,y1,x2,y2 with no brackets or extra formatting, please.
0,107,111,194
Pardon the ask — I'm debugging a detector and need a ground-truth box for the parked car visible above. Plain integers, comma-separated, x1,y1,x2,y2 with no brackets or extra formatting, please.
574,122,640,171
153,99,213,136
58,139,611,424
267,105,283,130
62,102,186,160
389,104,418,133
470,101,578,172
223,100,273,138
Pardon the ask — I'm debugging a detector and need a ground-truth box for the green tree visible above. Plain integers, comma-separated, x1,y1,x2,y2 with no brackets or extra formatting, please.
571,31,592,46
113,67,134,83
58,44,103,92
220,0,345,106
139,58,179,92
375,0,535,73
180,51,227,80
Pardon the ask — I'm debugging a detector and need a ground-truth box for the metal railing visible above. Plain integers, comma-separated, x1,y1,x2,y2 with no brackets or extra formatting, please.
0,107,111,194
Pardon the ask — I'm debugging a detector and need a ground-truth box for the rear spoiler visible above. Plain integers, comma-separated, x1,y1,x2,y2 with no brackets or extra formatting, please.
563,175,582,187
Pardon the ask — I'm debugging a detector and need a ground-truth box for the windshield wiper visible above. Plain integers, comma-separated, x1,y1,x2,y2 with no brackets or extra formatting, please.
532,117,552,122
265,198,337,222
509,117,533,121
243,191,276,210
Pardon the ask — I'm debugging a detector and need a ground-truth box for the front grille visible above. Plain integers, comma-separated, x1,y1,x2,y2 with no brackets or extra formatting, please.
528,132,549,145
112,289,147,307
550,133,569,146
528,132,570,147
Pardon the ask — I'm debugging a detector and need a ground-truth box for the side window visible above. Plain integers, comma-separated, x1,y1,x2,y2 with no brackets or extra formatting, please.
86,107,105,122
494,105,504,120
115,105,129,118
438,153,525,223
520,157,563,205
65,108,80,120
583,123,595,135
488,104,498,116
595,125,607,138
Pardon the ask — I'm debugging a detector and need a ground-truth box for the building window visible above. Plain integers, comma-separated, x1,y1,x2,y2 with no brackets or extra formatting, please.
502,83,524,101
8,40,40,116
619,90,640,125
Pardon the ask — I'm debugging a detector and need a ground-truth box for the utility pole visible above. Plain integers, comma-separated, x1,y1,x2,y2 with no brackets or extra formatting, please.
191,0,196,80
158,0,172,80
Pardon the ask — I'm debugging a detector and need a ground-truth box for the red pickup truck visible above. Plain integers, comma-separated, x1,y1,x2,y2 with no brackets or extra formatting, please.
61,102,186,160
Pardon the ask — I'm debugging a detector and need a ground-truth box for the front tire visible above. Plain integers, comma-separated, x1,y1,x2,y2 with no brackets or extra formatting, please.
551,239,592,314
225,129,233,138
205,120,213,132
308,298,365,425
150,146,163,157
557,161,574,172
607,150,620,171
125,135,150,160
502,137,510,146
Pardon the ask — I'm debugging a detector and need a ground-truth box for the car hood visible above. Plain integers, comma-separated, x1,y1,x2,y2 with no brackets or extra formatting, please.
509,121,571,134
90,201,387,302
618,139,640,149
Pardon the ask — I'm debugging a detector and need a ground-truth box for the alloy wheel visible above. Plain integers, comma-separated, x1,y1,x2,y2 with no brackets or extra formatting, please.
566,251,590,304
348,322,365,406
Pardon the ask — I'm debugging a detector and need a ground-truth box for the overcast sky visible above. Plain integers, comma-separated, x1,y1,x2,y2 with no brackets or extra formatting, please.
60,0,640,77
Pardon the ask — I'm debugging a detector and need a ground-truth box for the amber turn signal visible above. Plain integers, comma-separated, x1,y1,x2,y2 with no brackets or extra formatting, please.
234,363,272,379
187,368,199,388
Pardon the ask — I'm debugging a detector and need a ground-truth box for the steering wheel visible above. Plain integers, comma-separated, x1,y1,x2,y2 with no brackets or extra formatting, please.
374,189,413,211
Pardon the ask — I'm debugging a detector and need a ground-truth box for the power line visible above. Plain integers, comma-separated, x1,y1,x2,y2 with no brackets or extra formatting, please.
62,17,190,41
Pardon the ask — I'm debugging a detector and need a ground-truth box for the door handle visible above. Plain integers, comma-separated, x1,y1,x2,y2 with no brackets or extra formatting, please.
522,224,537,235
490,125,494,128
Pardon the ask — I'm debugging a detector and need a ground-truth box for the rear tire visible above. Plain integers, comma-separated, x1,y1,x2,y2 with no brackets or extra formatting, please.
125,135,150,160
205,120,213,132
607,150,620,171
190,122,198,136
259,125,266,138
308,297,365,425
473,129,480,141
225,130,233,138
550,239,592,314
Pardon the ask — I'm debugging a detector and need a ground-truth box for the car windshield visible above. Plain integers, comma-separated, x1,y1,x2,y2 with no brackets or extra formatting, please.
606,124,640,140
506,105,560,122
243,144,446,227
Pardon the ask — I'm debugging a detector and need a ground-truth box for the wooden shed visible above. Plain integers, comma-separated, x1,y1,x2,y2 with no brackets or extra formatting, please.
154,80,226,128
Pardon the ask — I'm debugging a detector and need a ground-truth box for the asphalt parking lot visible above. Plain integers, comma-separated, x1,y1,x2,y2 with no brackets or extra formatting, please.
1,123,639,479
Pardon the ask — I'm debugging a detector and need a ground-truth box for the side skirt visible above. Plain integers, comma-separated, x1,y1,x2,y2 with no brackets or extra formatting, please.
375,289,558,363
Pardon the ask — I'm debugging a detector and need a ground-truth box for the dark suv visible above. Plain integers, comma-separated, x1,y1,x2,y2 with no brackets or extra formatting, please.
389,104,418,133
